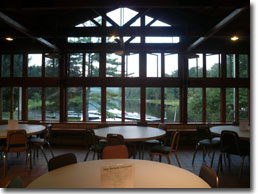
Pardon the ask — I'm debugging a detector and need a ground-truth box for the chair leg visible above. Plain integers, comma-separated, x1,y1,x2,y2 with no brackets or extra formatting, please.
165,155,171,164
174,152,181,168
210,149,216,168
84,150,91,161
216,153,222,174
159,155,162,162
3,152,7,176
192,144,199,165
239,155,246,180
39,145,49,164
46,142,55,158
28,151,32,169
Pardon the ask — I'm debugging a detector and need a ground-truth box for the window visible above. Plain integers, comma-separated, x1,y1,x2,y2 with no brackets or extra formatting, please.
45,87,60,121
106,87,121,121
125,53,139,77
106,53,122,77
206,54,220,78
13,87,22,120
146,88,161,122
239,54,248,78
1,55,10,77
28,87,42,120
125,87,140,121
85,53,99,77
67,87,83,121
188,54,203,78
1,87,10,120
28,54,42,77
165,88,180,122
206,88,221,122
67,37,101,43
188,88,202,122
239,88,248,120
147,53,161,77
14,54,23,77
86,87,101,121
68,53,83,77
45,56,59,77
226,88,235,122
226,54,236,78
145,37,180,43
165,53,178,77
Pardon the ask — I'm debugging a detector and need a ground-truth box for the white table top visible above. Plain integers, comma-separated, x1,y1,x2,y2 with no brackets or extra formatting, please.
210,125,250,140
0,124,46,139
27,159,210,188
94,126,166,142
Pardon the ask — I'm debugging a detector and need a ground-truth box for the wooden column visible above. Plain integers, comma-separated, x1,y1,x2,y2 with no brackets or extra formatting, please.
203,87,206,122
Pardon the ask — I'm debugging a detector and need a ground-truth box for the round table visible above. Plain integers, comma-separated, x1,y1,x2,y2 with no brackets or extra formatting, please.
27,159,210,188
0,124,46,139
94,126,166,142
210,125,250,140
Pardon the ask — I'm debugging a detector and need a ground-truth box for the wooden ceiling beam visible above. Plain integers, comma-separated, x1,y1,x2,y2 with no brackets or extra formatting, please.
0,11,59,51
186,7,248,52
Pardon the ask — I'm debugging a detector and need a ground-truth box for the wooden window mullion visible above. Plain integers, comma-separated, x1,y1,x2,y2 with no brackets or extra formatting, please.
161,87,164,123
42,87,45,121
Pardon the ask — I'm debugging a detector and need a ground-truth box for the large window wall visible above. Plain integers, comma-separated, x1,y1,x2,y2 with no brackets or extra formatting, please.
0,52,250,123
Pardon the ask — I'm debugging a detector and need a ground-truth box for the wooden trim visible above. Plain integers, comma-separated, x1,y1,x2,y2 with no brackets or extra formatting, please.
221,88,226,122
0,88,1,119
42,87,45,121
22,87,27,121
42,53,45,78
10,87,13,119
235,87,239,122
10,54,14,77
83,87,86,122
203,87,206,122
140,87,146,121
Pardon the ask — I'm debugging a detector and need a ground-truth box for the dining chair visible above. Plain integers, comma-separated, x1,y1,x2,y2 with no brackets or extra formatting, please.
192,126,220,167
5,176,24,188
199,163,219,188
48,153,77,171
0,139,6,159
3,129,32,176
150,130,181,167
107,133,125,145
30,124,54,163
84,129,105,161
216,130,250,179
102,145,129,159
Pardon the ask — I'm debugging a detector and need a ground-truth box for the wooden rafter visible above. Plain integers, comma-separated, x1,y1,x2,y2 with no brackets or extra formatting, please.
186,7,248,52
0,11,59,51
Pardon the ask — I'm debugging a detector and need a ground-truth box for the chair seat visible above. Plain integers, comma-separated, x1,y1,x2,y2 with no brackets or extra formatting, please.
31,138,44,144
145,139,160,144
199,137,220,145
150,145,170,155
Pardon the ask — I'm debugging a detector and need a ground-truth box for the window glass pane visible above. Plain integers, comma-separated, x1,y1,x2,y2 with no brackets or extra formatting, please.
85,53,99,77
206,54,220,78
28,54,42,77
68,53,83,77
67,87,83,121
125,87,140,121
28,87,42,120
165,53,178,77
147,53,161,77
188,88,202,122
226,88,235,122
239,88,248,120
106,87,121,121
67,37,101,43
125,53,139,77
86,87,101,121
206,88,221,122
45,56,59,77
226,54,236,78
14,54,23,77
13,87,22,120
188,53,203,78
1,87,10,120
106,53,122,77
239,54,248,78
145,37,180,43
165,88,180,122
146,88,161,122
1,55,10,77
45,87,60,121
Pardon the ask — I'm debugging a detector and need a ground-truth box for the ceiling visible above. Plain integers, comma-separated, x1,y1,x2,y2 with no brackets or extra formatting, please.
0,0,250,53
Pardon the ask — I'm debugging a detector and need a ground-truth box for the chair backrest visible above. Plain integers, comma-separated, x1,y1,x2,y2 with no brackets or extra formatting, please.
107,134,125,145
196,126,212,141
48,153,77,171
199,163,219,188
137,121,148,126
6,176,23,188
220,130,240,155
169,131,180,153
45,124,52,141
85,129,97,146
6,130,27,152
102,145,129,159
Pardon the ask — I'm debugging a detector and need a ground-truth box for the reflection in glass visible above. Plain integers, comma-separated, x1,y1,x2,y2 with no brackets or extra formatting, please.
146,88,161,122
45,87,60,121
226,88,235,122
106,53,122,77
28,87,42,120
45,56,59,77
165,88,180,122
85,53,99,77
239,54,248,78
188,54,203,78
1,55,10,77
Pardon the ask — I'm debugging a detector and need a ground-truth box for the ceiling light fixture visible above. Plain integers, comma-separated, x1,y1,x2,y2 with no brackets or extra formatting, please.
5,37,14,41
231,36,239,41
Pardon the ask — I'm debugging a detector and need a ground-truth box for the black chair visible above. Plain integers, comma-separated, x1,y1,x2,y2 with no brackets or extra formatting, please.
199,163,219,188
48,153,77,172
30,124,54,163
5,176,23,188
107,134,125,145
217,130,250,179
84,129,105,161
192,126,220,167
